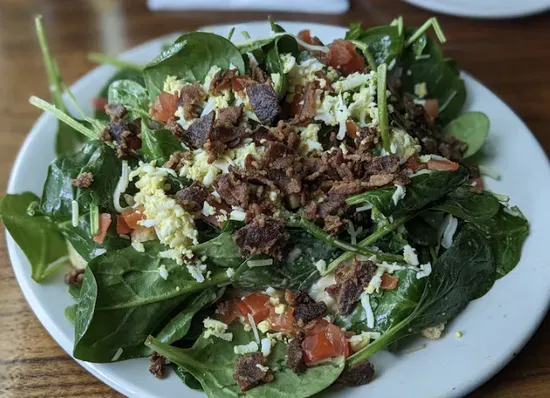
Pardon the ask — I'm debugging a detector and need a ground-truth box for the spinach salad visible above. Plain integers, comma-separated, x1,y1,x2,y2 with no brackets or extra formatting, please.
1,15,530,397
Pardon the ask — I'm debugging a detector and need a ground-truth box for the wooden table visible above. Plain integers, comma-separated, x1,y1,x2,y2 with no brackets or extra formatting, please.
1,0,549,396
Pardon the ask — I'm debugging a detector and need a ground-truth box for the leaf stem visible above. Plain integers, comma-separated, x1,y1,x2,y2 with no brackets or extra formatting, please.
35,15,65,112
88,52,143,71
324,213,416,275
377,63,391,154
405,17,447,47
350,40,377,71
227,27,235,41
41,255,70,281
29,96,98,140
145,335,204,370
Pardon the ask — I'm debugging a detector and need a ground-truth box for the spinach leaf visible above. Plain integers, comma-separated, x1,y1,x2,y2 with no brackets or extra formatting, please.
337,269,426,334
405,216,439,247
65,304,77,324
442,111,490,158
400,37,466,125
431,185,500,222
140,120,182,165
74,242,232,362
0,192,68,283
58,214,130,262
156,288,224,345
237,230,342,291
474,206,529,278
40,140,121,220
174,366,203,391
347,168,469,217
264,35,299,98
107,79,150,120
345,24,404,66
144,32,246,100
348,224,495,366
191,232,243,269
146,324,345,398
94,68,145,121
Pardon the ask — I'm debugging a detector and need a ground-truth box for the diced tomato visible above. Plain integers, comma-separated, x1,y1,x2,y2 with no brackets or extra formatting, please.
346,120,358,139
326,40,365,76
423,99,439,120
471,177,485,190
217,300,240,325
268,306,296,334
302,323,350,363
91,97,108,112
298,29,313,45
304,319,330,337
284,290,296,305
405,155,424,172
116,215,132,235
121,207,146,230
93,213,112,244
381,273,399,290
151,92,178,122
239,293,271,323
427,159,459,171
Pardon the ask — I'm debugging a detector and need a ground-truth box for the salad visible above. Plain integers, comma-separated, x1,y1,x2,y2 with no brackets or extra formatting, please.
0,15,530,397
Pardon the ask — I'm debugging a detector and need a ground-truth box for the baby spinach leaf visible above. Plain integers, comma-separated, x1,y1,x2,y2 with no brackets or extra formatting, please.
345,24,404,66
94,68,145,121
191,232,243,269
74,242,231,362
442,112,490,158
474,206,529,278
140,120,182,165
0,192,68,283
144,32,246,100
65,304,77,324
405,217,439,247
347,168,469,217
348,224,495,366
264,35,299,99
431,184,500,222
146,323,345,398
107,79,150,120
156,288,224,345
40,140,121,220
58,214,130,262
174,366,203,391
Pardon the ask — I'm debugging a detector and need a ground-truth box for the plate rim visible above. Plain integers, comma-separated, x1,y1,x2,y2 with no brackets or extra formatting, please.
6,20,550,398
404,0,550,19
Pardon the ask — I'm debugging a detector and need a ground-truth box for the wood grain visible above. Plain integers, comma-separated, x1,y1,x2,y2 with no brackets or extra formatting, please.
0,0,549,397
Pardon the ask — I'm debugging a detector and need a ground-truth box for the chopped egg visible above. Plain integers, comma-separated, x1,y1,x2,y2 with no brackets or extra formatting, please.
180,149,223,187
314,259,327,274
455,331,463,339
187,263,207,283
422,323,446,340
158,264,169,280
204,317,233,341
163,75,187,95
348,331,381,351
299,124,323,153
414,82,428,99
332,71,375,93
230,207,247,221
280,53,297,74
234,341,259,355
309,274,337,313
274,304,286,315
131,241,145,252
225,268,235,278
416,263,432,279
392,185,406,205
387,128,421,164
403,245,420,266
130,162,198,264
257,320,271,334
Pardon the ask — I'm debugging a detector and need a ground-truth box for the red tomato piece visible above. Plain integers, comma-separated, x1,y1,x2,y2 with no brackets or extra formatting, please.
380,273,399,290
346,120,358,139
302,323,349,363
91,97,108,112
121,207,146,230
116,215,132,235
151,92,178,122
217,300,240,325
427,159,459,171
405,155,424,172
423,99,439,120
268,306,296,334
93,213,112,244
471,177,485,190
304,318,330,337
236,293,271,323
326,40,365,76
298,29,313,45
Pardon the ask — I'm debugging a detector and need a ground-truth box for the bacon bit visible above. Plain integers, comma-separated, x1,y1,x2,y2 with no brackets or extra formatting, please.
380,273,399,290
116,215,132,235
288,85,305,117
121,207,146,230
346,120,358,139
427,159,459,171
423,99,439,120
151,92,178,122
93,213,112,244
405,155,424,172
326,40,365,76
298,29,314,45
91,97,108,112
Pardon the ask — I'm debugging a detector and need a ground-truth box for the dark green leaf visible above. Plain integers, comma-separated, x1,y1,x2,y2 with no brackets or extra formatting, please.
40,140,121,220
442,112,490,158
405,217,439,246
347,168,469,217
431,185,500,222
345,24,404,66
107,79,150,119
140,120,183,164
174,366,203,391
0,192,68,283
144,32,246,100
146,324,345,398
191,232,243,269
94,69,145,121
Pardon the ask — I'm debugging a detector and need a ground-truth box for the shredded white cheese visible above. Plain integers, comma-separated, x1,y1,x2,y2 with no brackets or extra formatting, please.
248,314,260,344
113,160,131,213
247,259,274,268
71,200,79,227
416,263,432,279
234,341,259,355
158,264,169,280
392,185,406,205
314,259,327,274
260,338,272,357
360,292,375,329
111,348,123,362
441,214,458,249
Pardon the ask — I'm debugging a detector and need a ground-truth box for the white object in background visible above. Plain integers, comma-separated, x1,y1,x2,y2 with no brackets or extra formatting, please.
148,0,349,14
404,0,550,19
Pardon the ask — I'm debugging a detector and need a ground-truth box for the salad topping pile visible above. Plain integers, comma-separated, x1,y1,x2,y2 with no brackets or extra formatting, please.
0,16,529,397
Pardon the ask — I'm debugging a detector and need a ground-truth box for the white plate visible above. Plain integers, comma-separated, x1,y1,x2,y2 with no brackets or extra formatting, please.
404,0,550,19
6,21,550,398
